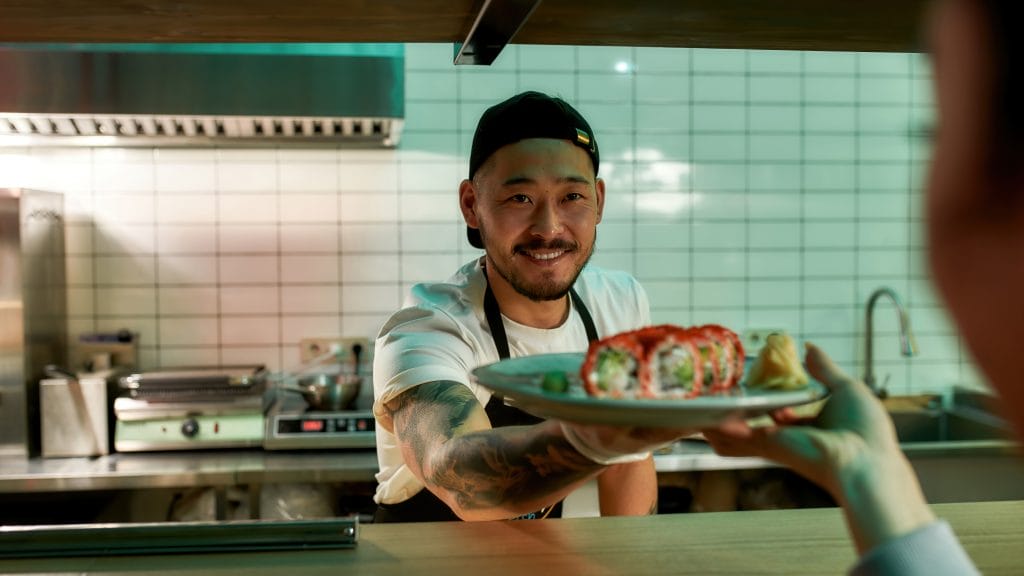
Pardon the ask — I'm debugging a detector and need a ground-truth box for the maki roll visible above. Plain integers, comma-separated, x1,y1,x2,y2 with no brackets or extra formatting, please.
580,330,646,399
581,323,743,400
692,324,745,392
642,325,704,399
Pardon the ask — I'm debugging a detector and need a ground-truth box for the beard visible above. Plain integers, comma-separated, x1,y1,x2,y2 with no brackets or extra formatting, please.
479,224,594,302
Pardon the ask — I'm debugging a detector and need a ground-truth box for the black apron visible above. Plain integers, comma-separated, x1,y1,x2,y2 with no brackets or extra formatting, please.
374,270,598,523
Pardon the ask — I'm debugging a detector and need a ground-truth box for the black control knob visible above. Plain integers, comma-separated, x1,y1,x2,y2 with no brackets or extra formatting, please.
181,418,200,438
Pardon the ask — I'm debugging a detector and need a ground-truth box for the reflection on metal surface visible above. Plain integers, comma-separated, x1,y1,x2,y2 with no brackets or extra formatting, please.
0,517,358,558
0,450,380,493
0,188,67,458
454,0,543,65
863,286,919,397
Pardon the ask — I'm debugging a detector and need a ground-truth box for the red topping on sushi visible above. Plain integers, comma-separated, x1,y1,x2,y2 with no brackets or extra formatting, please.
581,323,744,399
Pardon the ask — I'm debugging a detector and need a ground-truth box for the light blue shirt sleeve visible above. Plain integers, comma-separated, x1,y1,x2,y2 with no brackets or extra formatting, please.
849,520,980,576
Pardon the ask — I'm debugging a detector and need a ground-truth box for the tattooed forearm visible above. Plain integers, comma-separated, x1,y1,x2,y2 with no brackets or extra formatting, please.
430,424,602,512
386,381,604,515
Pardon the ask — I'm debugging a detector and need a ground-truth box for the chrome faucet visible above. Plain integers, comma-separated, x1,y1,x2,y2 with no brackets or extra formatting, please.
863,286,919,398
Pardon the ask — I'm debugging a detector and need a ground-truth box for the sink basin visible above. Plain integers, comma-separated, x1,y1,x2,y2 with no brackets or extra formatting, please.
887,398,1024,504
890,408,1013,444
881,393,1023,503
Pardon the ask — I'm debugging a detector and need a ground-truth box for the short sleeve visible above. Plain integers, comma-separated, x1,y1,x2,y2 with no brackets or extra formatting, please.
372,304,483,432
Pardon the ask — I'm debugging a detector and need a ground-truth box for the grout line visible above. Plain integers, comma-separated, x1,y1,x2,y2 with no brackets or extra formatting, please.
854,54,863,379
338,147,345,340
630,46,638,283
214,149,223,366
744,51,751,330
275,148,284,371
88,148,99,341
798,52,807,342
150,147,160,369
687,48,695,324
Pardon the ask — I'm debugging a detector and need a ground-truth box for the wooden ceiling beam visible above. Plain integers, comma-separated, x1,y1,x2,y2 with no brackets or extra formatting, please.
0,0,930,53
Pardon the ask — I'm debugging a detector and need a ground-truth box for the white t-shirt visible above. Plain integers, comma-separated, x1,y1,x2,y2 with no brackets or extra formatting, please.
372,257,651,505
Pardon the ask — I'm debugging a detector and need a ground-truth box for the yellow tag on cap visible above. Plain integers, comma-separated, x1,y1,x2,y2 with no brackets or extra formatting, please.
575,128,592,148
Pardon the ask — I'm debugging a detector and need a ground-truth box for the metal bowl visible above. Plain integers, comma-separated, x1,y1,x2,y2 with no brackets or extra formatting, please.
284,373,362,411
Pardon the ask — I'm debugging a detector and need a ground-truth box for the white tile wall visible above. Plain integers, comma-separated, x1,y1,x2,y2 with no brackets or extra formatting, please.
0,43,981,395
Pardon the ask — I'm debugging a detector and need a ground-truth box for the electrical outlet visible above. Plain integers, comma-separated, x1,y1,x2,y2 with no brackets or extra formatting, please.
741,328,789,355
299,337,371,366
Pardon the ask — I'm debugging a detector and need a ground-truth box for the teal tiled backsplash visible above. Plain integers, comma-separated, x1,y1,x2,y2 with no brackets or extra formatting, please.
0,43,984,397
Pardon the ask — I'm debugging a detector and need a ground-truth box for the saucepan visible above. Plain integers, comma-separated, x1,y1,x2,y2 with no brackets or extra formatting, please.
280,342,364,411
281,373,362,411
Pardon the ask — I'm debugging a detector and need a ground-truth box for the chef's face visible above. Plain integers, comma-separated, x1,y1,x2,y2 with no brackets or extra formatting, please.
461,138,605,302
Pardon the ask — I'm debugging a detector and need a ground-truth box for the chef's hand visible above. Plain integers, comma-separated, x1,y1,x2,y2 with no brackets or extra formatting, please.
703,343,935,555
926,0,1024,437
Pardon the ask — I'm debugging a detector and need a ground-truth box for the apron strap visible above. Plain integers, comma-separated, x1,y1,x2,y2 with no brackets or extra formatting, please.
483,268,599,361
570,287,599,344
483,279,511,360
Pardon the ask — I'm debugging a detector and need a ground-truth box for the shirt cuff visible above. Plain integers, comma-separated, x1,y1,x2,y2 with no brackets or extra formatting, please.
849,519,979,576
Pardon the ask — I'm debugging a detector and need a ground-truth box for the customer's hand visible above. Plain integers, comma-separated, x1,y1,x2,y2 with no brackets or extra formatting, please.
705,343,898,497
926,0,1024,437
703,343,935,554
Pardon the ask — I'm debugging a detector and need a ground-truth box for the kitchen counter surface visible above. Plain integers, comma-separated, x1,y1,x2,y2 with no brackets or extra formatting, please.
1,500,1021,575
0,441,777,494
2,436,1020,493
0,450,381,493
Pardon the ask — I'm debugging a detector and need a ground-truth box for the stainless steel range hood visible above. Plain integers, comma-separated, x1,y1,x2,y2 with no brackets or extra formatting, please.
0,44,404,147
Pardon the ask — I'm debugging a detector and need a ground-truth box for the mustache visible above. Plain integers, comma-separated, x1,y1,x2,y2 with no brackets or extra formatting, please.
514,239,578,253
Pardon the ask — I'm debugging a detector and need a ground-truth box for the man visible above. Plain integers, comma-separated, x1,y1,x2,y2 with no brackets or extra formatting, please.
372,91,689,522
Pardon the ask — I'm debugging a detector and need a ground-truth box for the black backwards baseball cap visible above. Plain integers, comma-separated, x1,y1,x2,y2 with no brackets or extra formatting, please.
466,91,600,249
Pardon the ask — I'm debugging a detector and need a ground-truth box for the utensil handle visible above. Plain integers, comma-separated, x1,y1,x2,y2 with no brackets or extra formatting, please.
44,364,77,380
351,343,363,375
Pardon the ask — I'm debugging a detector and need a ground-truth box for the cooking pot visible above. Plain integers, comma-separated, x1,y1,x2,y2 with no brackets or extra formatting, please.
282,373,361,411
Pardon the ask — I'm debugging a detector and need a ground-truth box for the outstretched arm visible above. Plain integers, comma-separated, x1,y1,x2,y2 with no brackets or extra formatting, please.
384,380,688,521
383,380,605,521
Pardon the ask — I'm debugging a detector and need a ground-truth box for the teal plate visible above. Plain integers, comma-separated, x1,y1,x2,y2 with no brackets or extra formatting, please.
471,352,828,428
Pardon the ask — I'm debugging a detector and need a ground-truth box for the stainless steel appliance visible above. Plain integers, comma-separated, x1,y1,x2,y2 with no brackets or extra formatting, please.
40,373,110,457
262,387,376,450
264,385,376,448
263,340,376,450
0,45,404,147
113,365,267,452
0,188,66,458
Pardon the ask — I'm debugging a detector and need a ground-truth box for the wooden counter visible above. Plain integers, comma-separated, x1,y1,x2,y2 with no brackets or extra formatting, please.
1,500,1021,575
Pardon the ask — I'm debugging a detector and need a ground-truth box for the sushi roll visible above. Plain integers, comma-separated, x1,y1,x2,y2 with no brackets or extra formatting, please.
694,324,745,391
684,327,722,392
580,331,646,398
581,323,743,399
642,325,704,399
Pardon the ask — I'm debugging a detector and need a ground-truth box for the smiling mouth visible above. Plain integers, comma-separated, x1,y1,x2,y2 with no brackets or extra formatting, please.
517,240,576,262
524,250,566,261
